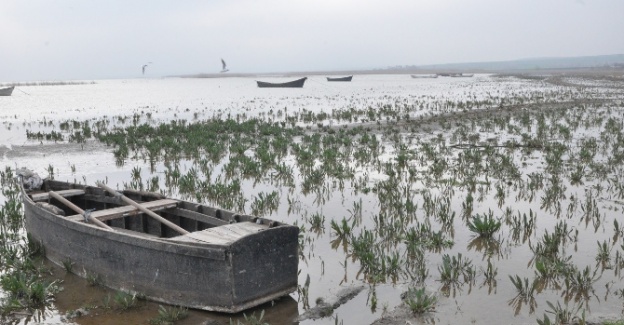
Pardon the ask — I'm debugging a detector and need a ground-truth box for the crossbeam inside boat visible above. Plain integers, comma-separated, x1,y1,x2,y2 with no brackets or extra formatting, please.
31,189,86,201
29,184,250,238
65,199,179,221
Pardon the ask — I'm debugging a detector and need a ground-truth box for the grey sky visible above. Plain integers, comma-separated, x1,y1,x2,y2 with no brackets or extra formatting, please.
1,0,622,81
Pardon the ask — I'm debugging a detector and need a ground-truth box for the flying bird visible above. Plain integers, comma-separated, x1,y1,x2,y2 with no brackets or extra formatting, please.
220,58,229,73
142,62,153,75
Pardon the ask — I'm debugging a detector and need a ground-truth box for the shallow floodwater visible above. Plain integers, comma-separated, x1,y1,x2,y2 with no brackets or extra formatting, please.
1,74,624,324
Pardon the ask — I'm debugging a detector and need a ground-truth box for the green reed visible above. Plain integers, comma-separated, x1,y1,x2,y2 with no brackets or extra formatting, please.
467,210,501,238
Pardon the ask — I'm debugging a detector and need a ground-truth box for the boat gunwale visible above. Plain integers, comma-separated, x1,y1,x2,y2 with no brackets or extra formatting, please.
24,183,280,250
22,181,298,257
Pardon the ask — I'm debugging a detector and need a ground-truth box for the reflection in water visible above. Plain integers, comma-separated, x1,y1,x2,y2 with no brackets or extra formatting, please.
467,236,505,260
508,293,537,316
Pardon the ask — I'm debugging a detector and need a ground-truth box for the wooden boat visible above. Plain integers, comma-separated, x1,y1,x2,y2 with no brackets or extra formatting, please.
326,76,352,82
0,86,15,96
450,73,474,77
256,77,307,88
410,74,438,79
20,178,299,313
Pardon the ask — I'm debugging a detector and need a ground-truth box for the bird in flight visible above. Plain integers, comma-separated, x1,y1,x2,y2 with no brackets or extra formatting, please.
220,58,229,73
142,62,153,75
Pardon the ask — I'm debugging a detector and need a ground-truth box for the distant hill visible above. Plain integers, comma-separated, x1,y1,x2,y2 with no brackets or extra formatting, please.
177,54,624,78
391,54,624,72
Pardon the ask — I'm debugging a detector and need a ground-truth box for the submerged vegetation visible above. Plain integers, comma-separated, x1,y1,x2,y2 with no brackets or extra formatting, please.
5,73,624,323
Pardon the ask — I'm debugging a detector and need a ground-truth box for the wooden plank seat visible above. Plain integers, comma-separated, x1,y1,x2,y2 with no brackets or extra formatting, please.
66,199,179,222
31,189,86,202
170,222,267,245
113,227,160,239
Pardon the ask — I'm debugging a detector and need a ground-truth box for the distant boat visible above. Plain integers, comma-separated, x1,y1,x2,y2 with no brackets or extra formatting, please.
326,76,353,82
0,86,15,96
256,77,307,88
411,74,438,79
449,73,474,78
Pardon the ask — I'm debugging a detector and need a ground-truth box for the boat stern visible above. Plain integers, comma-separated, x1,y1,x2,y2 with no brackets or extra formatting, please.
226,225,299,312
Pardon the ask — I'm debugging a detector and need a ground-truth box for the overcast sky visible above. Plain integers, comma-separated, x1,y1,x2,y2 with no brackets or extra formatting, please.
1,0,622,81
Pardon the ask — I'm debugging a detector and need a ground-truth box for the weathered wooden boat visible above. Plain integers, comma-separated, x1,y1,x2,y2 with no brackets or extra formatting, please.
256,77,307,88
410,74,438,79
0,86,15,96
326,76,352,82
20,179,299,313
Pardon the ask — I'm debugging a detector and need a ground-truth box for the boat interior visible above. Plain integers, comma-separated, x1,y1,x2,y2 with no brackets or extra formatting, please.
27,181,280,245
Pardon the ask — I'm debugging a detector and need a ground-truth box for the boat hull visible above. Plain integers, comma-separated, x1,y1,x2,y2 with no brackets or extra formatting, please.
22,181,299,313
0,86,15,96
326,76,353,82
411,74,438,79
256,77,307,88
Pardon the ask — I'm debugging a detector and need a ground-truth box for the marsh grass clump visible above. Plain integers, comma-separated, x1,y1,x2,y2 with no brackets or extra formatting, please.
250,191,280,216
530,231,563,261
149,305,189,325
308,212,325,233
113,291,139,311
404,223,453,254
349,229,404,283
509,275,536,299
467,210,501,238
595,239,613,266
564,265,600,295
0,272,61,312
438,253,475,285
403,287,437,314
508,274,538,315
62,259,74,273
230,310,269,325
85,271,102,287
0,168,61,315
537,301,585,325
482,259,497,282
331,217,354,240
534,255,573,285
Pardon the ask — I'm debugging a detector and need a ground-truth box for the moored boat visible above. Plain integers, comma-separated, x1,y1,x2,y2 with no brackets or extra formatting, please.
326,76,353,82
410,74,438,79
0,86,15,96
449,73,474,77
20,177,299,313
256,77,307,88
